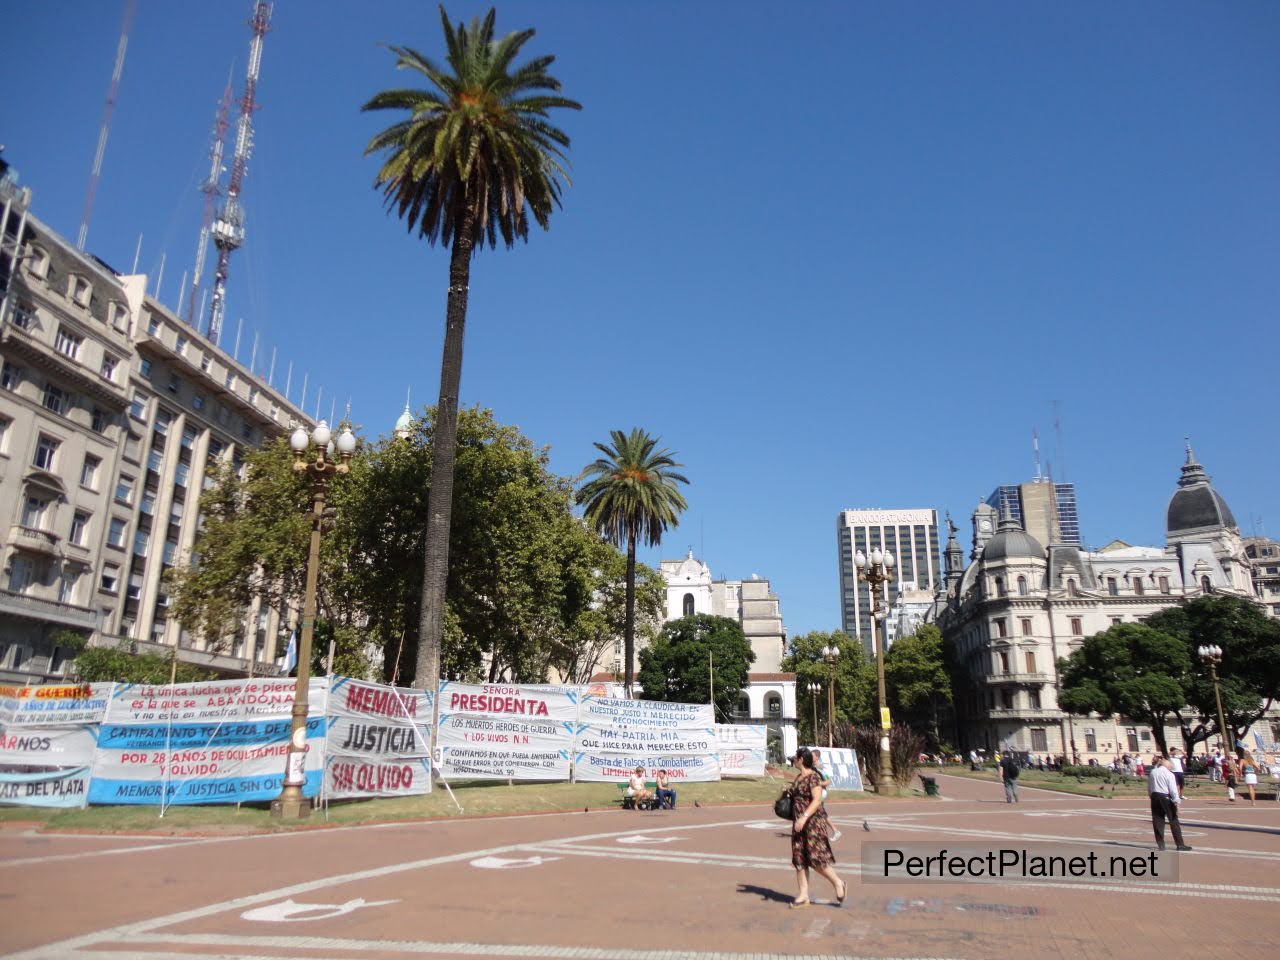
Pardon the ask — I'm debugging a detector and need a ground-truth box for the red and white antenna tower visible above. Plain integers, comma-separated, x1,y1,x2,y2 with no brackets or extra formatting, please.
207,1,272,344
77,0,137,251
185,72,234,326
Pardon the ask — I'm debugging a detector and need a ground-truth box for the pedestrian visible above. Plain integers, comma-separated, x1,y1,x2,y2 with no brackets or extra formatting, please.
1239,751,1261,806
969,748,980,771
1148,756,1191,852
1223,752,1239,802
811,749,841,842
1210,749,1223,783
1168,748,1186,800
787,748,845,908
1267,755,1280,802
999,752,1020,803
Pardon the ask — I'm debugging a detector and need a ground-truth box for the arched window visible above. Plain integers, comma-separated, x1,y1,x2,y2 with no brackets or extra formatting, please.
766,694,782,716
995,577,1006,597
737,695,751,717
1200,576,1212,593
682,592,695,617
1017,576,1028,596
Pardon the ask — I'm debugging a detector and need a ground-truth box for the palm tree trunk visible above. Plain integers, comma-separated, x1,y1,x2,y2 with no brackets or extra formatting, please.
416,201,478,729
624,530,636,698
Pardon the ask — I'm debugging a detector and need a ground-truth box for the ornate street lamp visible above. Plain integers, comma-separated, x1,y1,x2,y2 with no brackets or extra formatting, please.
270,418,356,820
806,680,821,745
1197,644,1231,763
856,547,897,794
821,644,839,749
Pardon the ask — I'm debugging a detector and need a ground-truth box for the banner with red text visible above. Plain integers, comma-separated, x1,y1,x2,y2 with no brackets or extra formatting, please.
579,696,714,729
572,723,718,756
324,678,431,799
436,743,571,781
573,750,721,782
0,683,113,726
437,681,582,723
715,724,767,777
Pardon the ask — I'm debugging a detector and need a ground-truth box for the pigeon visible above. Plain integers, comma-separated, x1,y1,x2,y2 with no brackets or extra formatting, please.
693,800,701,808
863,820,871,832
584,806,589,813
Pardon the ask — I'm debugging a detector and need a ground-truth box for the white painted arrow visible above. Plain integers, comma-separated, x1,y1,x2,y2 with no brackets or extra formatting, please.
616,835,679,845
241,898,398,923
471,855,561,869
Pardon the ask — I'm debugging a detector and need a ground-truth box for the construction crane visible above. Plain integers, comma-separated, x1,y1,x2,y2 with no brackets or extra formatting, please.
207,1,272,345
185,74,234,326
77,0,137,251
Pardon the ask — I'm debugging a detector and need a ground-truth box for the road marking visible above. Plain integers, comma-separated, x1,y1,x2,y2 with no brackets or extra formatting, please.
240,897,398,922
616,834,680,844
470,855,560,869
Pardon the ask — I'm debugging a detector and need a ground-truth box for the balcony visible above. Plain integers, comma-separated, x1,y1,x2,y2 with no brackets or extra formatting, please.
986,707,1061,720
0,321,129,408
8,524,61,557
0,588,99,630
982,671,1050,685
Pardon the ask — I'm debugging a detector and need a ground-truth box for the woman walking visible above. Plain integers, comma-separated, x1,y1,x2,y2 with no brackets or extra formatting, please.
787,747,845,908
1240,751,1261,806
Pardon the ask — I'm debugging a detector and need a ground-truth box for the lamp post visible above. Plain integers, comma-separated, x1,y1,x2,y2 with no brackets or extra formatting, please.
270,418,356,820
856,547,897,794
821,645,839,748
1197,644,1231,764
806,681,820,745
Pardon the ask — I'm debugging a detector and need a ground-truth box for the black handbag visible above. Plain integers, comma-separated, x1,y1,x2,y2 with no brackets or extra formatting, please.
774,790,794,820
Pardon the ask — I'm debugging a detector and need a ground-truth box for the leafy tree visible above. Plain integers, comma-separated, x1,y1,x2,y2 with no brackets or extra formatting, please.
637,614,753,721
1058,623,1192,754
74,643,211,684
782,630,877,742
363,6,582,717
576,429,689,695
884,625,952,749
1143,595,1280,750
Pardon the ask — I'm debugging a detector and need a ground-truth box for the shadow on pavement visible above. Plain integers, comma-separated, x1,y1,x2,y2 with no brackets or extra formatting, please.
737,884,794,904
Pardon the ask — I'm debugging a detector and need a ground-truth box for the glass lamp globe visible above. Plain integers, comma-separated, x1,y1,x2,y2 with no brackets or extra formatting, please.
855,551,867,569
290,427,308,452
311,420,331,447
884,550,896,569
871,548,883,565
336,426,357,455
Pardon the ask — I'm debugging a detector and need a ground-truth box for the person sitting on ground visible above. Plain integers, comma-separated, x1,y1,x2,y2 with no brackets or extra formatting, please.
654,769,677,809
625,766,653,808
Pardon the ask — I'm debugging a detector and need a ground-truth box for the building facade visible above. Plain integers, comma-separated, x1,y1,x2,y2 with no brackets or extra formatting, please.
938,447,1261,762
1243,536,1280,619
836,508,940,655
986,481,1081,547
0,173,310,684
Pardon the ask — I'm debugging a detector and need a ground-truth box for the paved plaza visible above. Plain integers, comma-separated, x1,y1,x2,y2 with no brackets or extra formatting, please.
2,774,1277,960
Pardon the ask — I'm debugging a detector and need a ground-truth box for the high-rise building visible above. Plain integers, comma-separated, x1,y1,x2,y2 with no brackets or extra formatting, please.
0,171,311,684
986,481,1081,546
836,508,940,654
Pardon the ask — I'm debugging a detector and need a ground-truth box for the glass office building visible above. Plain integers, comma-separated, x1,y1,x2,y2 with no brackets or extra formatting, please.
985,482,1081,547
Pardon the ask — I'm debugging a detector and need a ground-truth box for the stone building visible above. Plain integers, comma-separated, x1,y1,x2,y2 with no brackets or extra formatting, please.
0,169,309,683
937,446,1261,762
1243,536,1280,618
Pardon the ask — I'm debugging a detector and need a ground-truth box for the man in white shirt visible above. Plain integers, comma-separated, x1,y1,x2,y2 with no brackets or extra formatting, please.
1148,757,1191,852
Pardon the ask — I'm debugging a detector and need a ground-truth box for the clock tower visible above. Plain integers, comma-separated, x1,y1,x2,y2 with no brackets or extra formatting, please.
971,501,998,560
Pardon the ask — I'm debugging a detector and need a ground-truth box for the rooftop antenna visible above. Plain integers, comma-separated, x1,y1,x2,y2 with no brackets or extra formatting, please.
186,68,234,326
131,233,143,273
267,345,277,386
207,2,273,344
78,0,137,251
1033,427,1043,482
284,360,293,400
1052,400,1067,482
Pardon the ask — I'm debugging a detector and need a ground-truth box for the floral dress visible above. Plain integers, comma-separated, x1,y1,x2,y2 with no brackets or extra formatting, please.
790,772,835,869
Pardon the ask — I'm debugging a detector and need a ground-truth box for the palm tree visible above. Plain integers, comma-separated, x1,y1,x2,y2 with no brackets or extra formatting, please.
362,7,581,698
576,429,689,696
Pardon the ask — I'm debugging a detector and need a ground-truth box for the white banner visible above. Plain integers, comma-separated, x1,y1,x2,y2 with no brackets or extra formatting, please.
573,751,721,782
0,683,113,726
803,745,864,791
324,678,430,799
326,757,432,799
580,696,714,729
104,678,320,724
437,681,582,723
0,725,97,766
436,713,569,752
437,744,571,780
716,724,767,777
573,724,717,755
0,767,93,807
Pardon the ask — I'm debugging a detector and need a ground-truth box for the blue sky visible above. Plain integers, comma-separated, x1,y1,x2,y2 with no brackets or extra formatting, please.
4,2,1277,637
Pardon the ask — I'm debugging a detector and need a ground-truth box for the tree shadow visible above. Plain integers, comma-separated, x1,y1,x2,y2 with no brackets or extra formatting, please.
737,884,794,904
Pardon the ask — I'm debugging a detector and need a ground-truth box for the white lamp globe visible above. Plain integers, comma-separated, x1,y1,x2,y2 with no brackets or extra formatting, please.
871,548,883,565
311,420,331,447
884,550,896,569
290,427,308,452
855,551,867,569
336,427,356,455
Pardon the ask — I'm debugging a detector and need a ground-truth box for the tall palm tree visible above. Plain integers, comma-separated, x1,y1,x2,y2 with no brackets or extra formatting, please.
362,7,580,699
576,429,689,697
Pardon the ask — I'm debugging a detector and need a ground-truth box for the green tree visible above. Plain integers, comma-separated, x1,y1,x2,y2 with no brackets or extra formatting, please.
884,624,952,749
1144,595,1280,750
637,614,753,721
74,643,211,684
576,429,689,696
782,630,877,744
1058,623,1192,754
363,7,582,714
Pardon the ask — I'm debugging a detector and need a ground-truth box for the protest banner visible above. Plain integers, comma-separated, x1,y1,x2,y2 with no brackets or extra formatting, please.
0,767,92,807
436,744,571,780
715,724,767,777
324,678,431,799
579,696,713,729
89,678,328,805
803,744,864,791
436,713,568,752
0,725,97,766
573,724,717,755
437,681,582,723
0,683,113,726
574,750,721,782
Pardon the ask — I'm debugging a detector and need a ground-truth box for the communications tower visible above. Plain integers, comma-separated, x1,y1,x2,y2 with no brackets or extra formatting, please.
185,75,233,326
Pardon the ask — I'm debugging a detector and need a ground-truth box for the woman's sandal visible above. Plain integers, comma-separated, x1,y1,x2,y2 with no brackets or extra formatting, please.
789,899,811,909
834,882,847,906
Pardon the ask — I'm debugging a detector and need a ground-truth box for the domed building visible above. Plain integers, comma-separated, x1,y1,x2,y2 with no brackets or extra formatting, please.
936,445,1254,763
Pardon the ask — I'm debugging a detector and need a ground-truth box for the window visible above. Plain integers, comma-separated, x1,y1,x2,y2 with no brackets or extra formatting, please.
1066,579,1078,597
70,276,91,306
1024,651,1037,673
1031,728,1047,751
1,361,21,390
115,474,134,505
42,383,69,415
69,511,90,546
140,357,152,378
90,408,108,434
1084,729,1097,752
1140,730,1151,742
176,334,188,356
1132,576,1144,596
998,650,1010,673
80,455,100,488
55,327,82,359
249,386,259,405
12,302,34,329
1111,617,1122,626
682,592,695,617
765,694,781,716
147,316,161,336
181,424,197,450
1028,690,1041,710
148,449,163,473
106,518,128,549
132,529,149,556
1201,576,1212,593
1157,576,1170,594
192,393,206,411
994,618,1007,638
174,462,189,488
1020,617,1032,637
130,391,146,420
21,496,49,529
167,374,180,394
240,422,253,442
33,434,59,470
1126,728,1139,753
27,245,50,278
139,491,155,516
200,354,212,373
1017,576,1028,596
126,573,142,602
225,371,237,390
162,540,177,565
8,557,35,594
1001,690,1015,710
1107,577,1118,596
0,416,9,453
1070,617,1083,636
100,354,118,381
